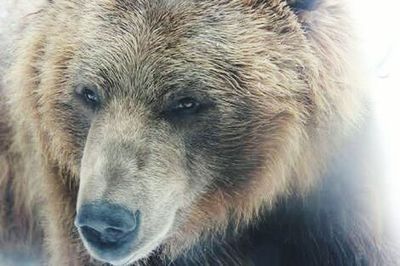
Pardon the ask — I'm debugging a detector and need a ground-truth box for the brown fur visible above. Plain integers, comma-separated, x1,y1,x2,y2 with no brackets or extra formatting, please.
1,0,395,265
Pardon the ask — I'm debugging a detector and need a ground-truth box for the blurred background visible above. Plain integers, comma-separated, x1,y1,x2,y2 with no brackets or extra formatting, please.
0,0,399,264
348,0,400,239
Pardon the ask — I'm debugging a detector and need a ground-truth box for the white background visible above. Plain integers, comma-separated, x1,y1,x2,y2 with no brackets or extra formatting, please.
349,0,400,236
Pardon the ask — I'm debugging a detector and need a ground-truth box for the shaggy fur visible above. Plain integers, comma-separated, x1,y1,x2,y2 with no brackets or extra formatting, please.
0,0,398,265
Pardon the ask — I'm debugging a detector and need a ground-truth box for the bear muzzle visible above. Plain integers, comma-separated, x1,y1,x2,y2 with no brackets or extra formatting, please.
75,202,140,263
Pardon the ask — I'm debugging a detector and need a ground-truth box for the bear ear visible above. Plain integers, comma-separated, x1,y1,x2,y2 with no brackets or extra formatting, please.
286,0,317,11
243,0,318,11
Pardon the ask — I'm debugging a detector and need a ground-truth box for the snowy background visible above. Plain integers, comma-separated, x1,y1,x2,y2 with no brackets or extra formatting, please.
1,0,399,265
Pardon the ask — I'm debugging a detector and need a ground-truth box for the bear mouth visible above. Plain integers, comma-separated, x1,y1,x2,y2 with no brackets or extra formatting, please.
75,201,176,265
74,202,142,263
80,225,139,260
82,225,136,244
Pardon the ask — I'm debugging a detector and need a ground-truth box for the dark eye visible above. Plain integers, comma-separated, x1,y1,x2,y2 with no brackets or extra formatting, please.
162,95,214,122
82,88,98,104
75,85,100,108
172,97,200,114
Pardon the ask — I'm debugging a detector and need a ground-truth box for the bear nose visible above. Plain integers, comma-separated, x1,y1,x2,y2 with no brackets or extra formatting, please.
75,202,140,248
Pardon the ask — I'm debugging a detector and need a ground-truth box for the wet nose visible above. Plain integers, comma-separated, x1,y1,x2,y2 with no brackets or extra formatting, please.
75,202,140,248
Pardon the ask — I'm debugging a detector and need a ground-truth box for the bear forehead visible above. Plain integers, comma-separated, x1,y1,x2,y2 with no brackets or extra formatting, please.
73,0,258,64
70,0,295,64
59,0,305,100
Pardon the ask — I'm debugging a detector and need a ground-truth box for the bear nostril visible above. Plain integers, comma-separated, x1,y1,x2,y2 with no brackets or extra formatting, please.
80,226,103,243
75,202,140,248
80,225,127,244
103,227,127,243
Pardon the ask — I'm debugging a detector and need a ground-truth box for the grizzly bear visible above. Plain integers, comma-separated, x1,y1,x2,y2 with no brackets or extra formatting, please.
0,0,398,265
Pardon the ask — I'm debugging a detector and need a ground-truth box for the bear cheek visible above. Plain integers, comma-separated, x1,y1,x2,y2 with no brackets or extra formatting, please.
35,92,89,176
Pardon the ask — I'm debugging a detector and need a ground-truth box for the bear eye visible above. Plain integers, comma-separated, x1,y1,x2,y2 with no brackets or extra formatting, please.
75,85,101,109
82,88,98,104
161,94,215,122
172,97,200,114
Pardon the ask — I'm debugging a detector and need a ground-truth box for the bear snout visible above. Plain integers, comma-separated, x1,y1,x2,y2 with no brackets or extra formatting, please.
75,202,140,262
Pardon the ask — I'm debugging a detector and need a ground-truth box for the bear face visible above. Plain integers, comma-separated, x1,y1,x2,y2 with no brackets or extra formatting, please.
5,0,362,264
